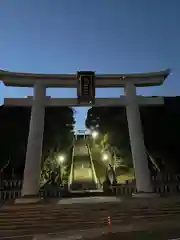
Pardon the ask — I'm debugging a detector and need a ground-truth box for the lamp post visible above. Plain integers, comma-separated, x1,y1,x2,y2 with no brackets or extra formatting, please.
57,155,65,164
91,130,99,147
0,159,10,190
102,153,108,161
57,155,66,183
92,130,98,139
110,147,117,172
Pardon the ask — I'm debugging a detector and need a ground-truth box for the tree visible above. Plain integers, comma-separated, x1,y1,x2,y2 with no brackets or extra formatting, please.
86,97,180,174
140,97,180,173
0,106,30,178
42,107,75,163
0,106,75,179
86,107,132,168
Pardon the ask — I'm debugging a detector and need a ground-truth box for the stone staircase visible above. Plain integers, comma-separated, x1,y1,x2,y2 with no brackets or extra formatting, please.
1,198,180,239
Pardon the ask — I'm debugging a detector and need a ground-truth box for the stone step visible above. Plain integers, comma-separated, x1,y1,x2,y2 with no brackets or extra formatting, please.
2,198,180,207
0,210,179,221
1,209,180,222
0,211,180,226
0,211,179,227
0,207,180,220
2,201,180,212
1,206,180,218
0,216,179,239
0,224,103,238
1,199,180,238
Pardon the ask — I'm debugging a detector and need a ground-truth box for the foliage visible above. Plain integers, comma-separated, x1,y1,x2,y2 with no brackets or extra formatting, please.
40,145,73,184
86,107,132,168
0,106,75,178
86,97,180,173
40,150,59,182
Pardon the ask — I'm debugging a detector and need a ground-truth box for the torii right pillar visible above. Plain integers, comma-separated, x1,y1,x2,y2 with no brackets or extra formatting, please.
124,82,153,195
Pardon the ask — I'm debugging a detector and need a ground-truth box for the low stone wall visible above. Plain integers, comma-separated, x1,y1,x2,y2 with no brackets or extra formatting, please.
1,176,180,202
111,182,180,196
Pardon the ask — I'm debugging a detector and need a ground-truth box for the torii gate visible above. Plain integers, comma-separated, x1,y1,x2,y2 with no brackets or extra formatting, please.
0,69,170,203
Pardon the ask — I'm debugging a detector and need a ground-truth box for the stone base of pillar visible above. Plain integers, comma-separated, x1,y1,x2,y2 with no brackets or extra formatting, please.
15,195,43,204
132,192,159,198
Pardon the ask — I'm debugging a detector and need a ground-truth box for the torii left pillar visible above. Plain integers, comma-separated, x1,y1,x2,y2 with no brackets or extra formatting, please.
16,82,46,203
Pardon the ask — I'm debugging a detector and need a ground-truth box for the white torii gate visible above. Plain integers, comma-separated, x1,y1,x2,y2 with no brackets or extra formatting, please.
0,69,170,203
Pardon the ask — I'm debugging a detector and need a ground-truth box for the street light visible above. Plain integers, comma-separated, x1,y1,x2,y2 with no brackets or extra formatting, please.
57,155,65,164
92,130,98,139
102,153,108,161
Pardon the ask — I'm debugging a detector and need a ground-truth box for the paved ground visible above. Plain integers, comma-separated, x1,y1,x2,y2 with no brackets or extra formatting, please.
33,229,180,240
83,231,180,240
57,196,120,204
34,229,180,240
32,221,180,240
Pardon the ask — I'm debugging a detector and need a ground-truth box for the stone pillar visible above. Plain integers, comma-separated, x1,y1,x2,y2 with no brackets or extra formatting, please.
124,82,153,193
18,82,46,202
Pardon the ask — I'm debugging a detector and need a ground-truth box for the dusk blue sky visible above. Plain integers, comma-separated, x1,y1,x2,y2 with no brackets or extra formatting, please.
0,0,180,130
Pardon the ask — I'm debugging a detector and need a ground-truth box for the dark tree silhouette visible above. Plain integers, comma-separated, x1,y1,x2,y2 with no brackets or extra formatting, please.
0,106,75,179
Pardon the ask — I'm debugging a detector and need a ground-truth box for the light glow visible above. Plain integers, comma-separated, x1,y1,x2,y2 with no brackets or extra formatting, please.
92,131,98,139
57,155,65,164
102,153,108,161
